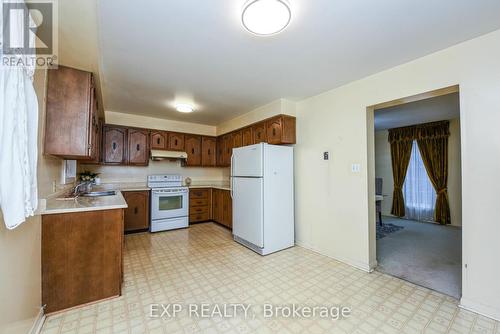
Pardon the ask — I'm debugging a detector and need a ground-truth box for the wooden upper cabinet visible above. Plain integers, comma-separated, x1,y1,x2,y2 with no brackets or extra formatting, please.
266,115,296,144
44,65,98,160
150,131,167,150
128,129,149,166
253,122,267,144
102,125,127,164
123,191,149,232
223,134,233,166
185,134,202,166
216,136,224,167
86,117,102,164
201,137,217,167
232,131,243,149
168,132,185,151
242,127,253,147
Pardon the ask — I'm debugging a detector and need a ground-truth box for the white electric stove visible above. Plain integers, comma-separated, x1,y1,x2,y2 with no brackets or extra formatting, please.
148,175,189,232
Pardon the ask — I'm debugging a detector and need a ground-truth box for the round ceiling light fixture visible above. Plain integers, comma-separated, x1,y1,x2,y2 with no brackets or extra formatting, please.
242,0,292,36
175,103,194,113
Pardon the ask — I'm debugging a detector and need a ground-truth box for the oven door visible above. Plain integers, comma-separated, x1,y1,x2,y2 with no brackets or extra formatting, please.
151,188,189,220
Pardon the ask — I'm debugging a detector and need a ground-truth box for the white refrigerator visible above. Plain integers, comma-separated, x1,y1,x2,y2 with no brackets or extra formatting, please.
231,143,294,255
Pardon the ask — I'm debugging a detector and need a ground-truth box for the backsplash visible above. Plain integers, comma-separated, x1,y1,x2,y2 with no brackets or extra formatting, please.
79,160,230,184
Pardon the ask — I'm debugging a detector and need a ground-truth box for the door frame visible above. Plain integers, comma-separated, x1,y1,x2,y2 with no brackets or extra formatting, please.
365,85,462,272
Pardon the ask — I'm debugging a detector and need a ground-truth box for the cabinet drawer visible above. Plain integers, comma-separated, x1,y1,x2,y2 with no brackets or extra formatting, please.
189,212,210,222
189,189,209,199
190,198,209,207
189,205,210,214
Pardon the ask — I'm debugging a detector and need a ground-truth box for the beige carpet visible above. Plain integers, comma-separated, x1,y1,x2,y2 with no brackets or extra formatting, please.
377,216,462,299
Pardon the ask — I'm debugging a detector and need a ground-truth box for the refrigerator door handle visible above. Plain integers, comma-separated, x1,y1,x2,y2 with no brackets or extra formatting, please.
230,153,234,198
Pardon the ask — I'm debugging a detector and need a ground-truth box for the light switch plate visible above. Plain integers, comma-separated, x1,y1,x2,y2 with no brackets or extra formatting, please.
351,163,361,173
323,152,329,160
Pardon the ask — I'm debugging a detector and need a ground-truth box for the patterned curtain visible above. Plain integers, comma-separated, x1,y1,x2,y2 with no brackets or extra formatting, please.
388,121,451,224
416,121,451,224
388,128,414,217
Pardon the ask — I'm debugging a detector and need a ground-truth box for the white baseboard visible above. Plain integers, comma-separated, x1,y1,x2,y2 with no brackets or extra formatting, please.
29,307,45,334
460,297,500,322
295,242,373,273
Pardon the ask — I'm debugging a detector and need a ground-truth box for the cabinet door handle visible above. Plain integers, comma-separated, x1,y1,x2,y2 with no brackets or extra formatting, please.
157,138,160,145
273,128,276,136
134,207,138,214
175,139,178,146
208,149,211,155
136,144,140,151
192,148,195,154
112,142,117,150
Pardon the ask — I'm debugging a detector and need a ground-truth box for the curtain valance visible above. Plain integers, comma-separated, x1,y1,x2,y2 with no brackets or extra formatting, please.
388,121,450,143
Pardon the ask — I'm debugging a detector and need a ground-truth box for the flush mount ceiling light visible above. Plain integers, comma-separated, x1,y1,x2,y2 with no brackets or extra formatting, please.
175,103,194,113
242,0,292,36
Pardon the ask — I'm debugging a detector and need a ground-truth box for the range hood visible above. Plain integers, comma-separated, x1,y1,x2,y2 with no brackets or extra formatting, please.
150,150,188,161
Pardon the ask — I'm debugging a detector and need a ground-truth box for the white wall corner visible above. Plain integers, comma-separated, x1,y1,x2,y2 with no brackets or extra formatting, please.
295,241,373,273
459,297,500,322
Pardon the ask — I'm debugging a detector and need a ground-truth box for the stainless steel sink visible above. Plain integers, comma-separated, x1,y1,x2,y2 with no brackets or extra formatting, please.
81,190,116,197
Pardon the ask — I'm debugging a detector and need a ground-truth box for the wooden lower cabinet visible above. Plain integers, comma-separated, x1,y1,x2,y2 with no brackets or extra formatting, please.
42,209,124,314
123,191,150,232
221,190,232,228
212,188,223,223
189,188,211,223
211,188,232,228
189,188,232,228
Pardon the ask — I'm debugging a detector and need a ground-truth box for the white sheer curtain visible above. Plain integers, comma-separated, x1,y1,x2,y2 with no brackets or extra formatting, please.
403,141,436,222
0,1,39,229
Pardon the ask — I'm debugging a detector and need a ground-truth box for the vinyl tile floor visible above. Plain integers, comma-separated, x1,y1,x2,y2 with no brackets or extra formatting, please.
41,223,499,334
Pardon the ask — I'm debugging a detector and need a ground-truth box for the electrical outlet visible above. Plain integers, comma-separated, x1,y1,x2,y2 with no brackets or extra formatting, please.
351,163,361,173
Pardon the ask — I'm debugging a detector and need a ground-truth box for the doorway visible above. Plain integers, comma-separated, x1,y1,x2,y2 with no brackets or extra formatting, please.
370,87,463,299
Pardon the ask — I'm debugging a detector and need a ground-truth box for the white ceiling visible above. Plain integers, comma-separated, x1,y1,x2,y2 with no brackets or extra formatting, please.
374,93,460,131
97,0,500,125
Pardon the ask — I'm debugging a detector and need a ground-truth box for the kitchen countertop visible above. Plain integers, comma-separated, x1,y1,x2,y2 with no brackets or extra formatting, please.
39,181,232,215
187,183,231,191
98,182,232,191
40,190,128,215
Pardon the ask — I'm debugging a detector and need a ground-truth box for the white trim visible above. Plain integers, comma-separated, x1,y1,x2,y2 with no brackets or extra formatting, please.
29,307,45,334
295,242,373,273
460,297,500,322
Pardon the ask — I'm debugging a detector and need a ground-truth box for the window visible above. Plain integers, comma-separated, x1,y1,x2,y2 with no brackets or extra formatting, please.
403,141,436,222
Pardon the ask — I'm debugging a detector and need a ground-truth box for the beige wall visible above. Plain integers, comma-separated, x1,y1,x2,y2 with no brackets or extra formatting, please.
448,119,462,227
294,29,500,320
216,98,296,135
374,118,462,226
80,161,229,184
105,111,217,136
0,69,62,333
